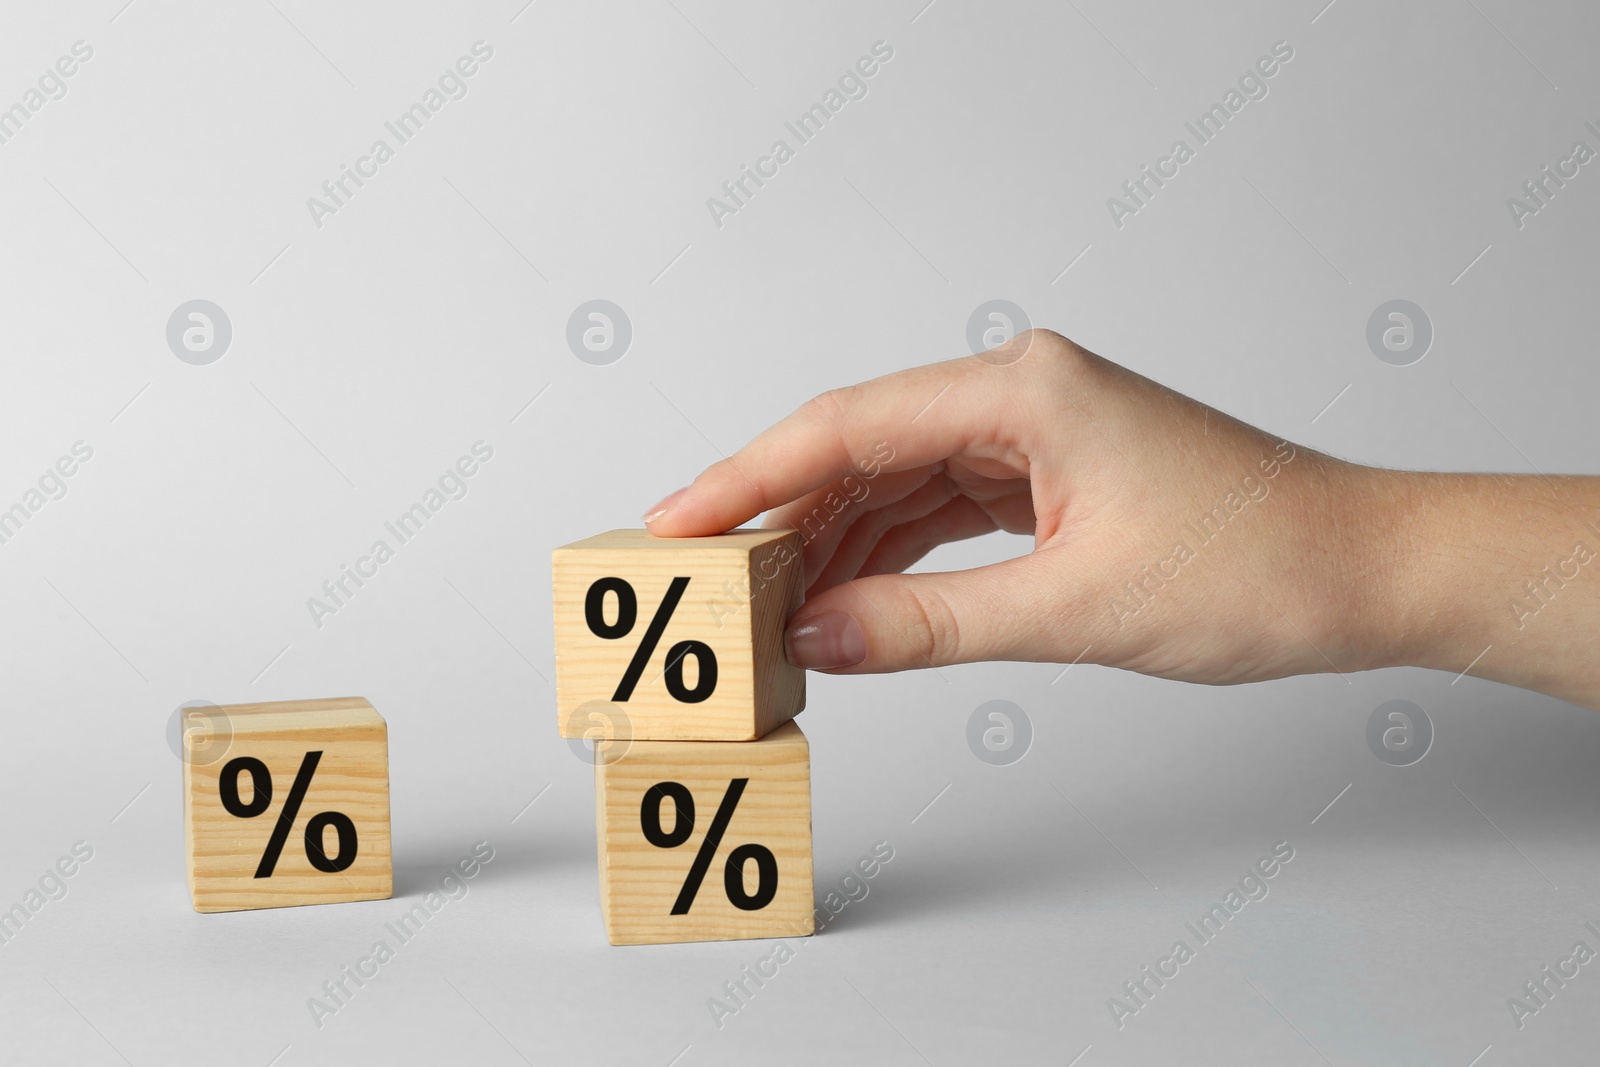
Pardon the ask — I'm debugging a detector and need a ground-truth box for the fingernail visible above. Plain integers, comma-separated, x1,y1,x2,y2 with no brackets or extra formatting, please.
642,486,689,526
785,612,866,670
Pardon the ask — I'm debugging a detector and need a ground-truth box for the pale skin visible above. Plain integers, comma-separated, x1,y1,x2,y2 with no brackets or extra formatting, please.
643,331,1600,711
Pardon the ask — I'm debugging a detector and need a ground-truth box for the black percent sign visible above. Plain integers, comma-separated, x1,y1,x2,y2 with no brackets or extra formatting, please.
642,779,777,914
586,576,718,703
219,751,358,878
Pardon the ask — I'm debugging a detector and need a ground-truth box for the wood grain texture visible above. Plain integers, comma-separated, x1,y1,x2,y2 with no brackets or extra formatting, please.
596,720,814,946
184,696,393,913
553,528,805,741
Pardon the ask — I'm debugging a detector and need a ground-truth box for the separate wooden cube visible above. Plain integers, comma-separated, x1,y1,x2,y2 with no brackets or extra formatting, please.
553,528,805,742
184,696,393,913
596,720,814,946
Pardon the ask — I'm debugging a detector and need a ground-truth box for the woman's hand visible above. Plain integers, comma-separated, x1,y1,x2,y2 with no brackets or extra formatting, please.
644,330,1600,709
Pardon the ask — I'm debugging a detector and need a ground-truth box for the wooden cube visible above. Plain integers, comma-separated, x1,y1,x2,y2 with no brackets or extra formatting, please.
184,696,393,913
553,528,805,742
596,720,814,946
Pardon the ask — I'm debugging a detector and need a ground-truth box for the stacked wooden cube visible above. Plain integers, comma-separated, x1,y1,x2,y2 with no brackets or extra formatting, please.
553,529,814,946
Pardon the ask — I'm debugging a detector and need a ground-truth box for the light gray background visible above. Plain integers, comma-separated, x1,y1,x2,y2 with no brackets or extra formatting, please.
2,0,1598,1063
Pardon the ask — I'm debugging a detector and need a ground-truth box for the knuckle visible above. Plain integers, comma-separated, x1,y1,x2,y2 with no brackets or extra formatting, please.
700,455,739,488
802,385,856,426
1024,330,1108,400
699,455,762,509
1022,328,1087,370
978,328,1095,379
902,583,962,666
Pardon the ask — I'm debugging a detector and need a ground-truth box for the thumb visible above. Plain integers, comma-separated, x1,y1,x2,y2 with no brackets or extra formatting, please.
784,555,1068,673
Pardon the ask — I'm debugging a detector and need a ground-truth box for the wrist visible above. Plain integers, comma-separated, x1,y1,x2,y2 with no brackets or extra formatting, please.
1291,460,1429,676
1345,468,1463,675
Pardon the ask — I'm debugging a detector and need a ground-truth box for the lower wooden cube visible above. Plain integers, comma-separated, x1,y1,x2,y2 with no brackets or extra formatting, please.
183,696,393,913
596,720,814,946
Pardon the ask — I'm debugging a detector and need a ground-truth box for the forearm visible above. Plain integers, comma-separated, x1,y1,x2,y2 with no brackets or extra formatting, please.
1362,470,1600,709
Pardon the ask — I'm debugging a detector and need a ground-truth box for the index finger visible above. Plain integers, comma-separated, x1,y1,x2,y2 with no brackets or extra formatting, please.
644,352,1024,537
